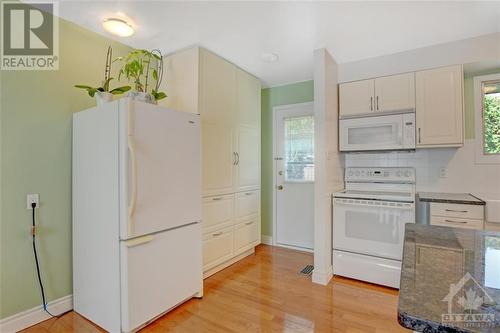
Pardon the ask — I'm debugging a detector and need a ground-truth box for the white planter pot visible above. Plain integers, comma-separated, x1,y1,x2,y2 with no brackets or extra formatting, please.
95,92,113,106
126,91,155,104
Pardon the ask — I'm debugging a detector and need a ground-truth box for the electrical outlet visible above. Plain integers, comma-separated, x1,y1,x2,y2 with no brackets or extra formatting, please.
26,193,39,209
439,167,448,178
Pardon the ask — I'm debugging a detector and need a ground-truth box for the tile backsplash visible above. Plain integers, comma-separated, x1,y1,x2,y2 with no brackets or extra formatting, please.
344,139,500,198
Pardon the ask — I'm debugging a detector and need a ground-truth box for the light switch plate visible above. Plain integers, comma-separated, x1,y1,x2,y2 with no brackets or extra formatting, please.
27,193,39,209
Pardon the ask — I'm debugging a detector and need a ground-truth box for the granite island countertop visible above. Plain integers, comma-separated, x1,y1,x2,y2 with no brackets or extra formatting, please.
398,224,500,333
418,192,486,205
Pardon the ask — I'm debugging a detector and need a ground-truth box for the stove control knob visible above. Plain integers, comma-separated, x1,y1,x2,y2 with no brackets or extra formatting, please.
355,170,360,176
349,170,354,176
404,171,410,177
396,170,402,177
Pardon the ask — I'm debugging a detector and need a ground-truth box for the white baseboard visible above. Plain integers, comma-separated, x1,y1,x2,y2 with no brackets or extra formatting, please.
312,266,333,286
261,235,273,245
0,295,73,333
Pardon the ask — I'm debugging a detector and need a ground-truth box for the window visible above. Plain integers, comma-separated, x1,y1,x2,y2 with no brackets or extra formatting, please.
284,116,314,182
474,73,500,164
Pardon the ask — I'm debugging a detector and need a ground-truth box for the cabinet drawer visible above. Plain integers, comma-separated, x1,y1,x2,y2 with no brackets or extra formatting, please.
202,194,234,232
203,227,234,270
430,203,484,220
234,218,259,255
235,190,259,220
430,216,484,230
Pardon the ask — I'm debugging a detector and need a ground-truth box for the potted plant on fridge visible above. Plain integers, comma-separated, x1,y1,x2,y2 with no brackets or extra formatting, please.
74,46,131,105
114,48,166,104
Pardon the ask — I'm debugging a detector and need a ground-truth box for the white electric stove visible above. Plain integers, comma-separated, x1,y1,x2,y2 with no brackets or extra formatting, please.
332,167,416,288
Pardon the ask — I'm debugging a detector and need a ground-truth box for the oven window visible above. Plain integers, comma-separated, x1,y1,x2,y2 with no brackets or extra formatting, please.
345,211,399,244
348,125,395,145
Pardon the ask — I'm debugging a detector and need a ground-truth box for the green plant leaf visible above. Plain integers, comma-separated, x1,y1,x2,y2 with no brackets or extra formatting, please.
88,88,98,97
110,86,131,95
152,91,167,101
74,84,94,90
152,69,158,81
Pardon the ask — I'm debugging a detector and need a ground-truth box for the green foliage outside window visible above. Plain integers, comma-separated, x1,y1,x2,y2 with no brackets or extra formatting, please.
483,92,500,154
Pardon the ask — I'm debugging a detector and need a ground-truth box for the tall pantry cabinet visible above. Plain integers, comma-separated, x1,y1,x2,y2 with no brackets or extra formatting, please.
160,47,261,277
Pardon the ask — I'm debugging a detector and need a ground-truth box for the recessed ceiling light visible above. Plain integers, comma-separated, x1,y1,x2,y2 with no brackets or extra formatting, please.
103,18,134,37
261,52,279,63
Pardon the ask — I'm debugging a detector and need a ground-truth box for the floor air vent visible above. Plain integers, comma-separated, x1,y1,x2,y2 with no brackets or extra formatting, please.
299,265,314,276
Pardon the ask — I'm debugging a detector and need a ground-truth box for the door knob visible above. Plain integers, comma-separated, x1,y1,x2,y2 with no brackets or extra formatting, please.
278,171,283,176
277,185,284,191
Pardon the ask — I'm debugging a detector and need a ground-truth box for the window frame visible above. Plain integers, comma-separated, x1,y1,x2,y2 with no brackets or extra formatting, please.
474,73,500,164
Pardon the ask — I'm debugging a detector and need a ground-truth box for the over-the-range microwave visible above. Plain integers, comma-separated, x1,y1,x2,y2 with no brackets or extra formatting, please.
339,112,415,152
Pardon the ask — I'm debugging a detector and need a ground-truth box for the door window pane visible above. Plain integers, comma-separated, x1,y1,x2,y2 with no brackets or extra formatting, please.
482,81,500,155
284,116,314,182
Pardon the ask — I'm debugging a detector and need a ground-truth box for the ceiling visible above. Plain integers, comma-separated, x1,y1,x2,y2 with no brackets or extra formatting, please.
57,1,500,87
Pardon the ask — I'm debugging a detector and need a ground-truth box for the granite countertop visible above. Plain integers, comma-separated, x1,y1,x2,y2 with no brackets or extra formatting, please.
398,224,500,332
418,192,486,205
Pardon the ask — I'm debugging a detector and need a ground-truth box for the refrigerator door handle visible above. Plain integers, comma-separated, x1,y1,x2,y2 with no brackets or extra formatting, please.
124,235,154,247
128,110,138,235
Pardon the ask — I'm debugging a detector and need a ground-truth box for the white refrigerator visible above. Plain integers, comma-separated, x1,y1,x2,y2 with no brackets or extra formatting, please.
72,98,202,333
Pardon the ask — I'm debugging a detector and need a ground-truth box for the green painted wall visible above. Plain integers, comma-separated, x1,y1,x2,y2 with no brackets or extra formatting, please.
0,16,133,318
261,81,314,236
464,68,500,139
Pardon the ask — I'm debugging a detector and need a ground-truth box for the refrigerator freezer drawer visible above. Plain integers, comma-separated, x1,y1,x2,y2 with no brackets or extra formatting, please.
120,222,202,332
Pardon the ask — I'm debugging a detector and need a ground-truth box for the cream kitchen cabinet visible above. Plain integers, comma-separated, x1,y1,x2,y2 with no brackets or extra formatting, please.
340,73,415,117
339,79,375,117
374,73,415,113
160,47,261,278
430,202,484,230
416,65,464,147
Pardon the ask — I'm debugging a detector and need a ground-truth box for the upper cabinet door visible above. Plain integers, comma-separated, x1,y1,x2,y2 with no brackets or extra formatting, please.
236,68,261,127
200,49,237,195
374,73,415,112
339,79,375,117
235,68,261,192
415,65,463,147
235,125,260,191
200,49,236,126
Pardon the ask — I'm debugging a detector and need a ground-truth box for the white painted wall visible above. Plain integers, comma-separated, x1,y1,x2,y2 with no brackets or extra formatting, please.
338,32,500,83
312,48,344,285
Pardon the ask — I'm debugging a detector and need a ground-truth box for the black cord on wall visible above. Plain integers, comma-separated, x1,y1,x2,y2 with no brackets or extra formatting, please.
31,202,60,318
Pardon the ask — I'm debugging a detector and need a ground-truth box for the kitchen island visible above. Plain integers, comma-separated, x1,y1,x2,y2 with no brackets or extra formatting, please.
398,224,500,333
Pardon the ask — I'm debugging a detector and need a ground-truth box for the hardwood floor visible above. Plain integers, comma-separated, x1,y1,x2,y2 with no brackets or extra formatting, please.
22,245,410,333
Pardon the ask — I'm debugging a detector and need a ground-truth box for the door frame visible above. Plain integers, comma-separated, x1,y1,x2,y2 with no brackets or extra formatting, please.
272,102,314,252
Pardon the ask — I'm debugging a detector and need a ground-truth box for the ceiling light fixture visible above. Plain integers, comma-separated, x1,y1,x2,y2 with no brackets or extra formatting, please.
261,52,279,63
103,18,134,37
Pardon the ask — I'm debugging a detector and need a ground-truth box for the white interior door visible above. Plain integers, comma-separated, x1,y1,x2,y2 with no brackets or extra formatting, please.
274,103,314,250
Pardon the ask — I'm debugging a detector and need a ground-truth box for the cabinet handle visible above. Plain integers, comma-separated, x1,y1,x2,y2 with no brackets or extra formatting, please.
445,209,468,213
212,197,223,201
444,219,468,224
212,231,223,237
244,192,253,196
418,128,421,143
233,152,237,165
236,152,240,165
245,221,253,225
376,96,379,110
370,97,373,111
